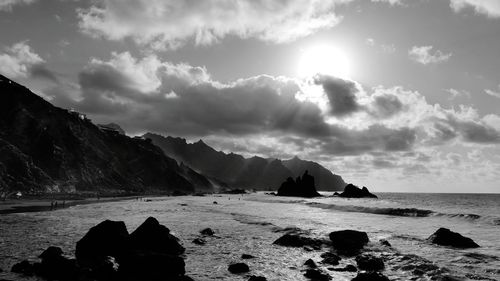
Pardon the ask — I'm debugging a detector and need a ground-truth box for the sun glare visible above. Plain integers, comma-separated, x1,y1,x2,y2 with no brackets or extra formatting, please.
298,45,351,79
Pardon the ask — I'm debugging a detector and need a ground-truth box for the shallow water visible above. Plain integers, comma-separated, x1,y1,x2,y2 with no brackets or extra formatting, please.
0,192,499,280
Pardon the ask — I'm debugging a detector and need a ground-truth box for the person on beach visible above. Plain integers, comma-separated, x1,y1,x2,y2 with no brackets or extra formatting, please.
50,201,54,210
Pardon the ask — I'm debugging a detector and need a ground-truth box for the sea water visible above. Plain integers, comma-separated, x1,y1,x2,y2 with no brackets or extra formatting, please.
0,192,499,280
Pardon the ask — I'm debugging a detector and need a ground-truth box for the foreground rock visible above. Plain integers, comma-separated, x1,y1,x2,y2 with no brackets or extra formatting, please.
428,228,479,248
304,268,332,280
277,170,321,198
355,254,384,271
273,233,325,249
352,272,390,281
12,217,190,281
228,262,250,274
337,184,377,198
329,230,369,255
248,276,267,281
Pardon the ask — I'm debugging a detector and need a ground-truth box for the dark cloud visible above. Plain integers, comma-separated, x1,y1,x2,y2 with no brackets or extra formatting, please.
29,64,59,83
369,93,403,118
314,75,361,117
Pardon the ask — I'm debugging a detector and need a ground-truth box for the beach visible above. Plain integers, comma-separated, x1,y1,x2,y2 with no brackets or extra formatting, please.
1,192,499,280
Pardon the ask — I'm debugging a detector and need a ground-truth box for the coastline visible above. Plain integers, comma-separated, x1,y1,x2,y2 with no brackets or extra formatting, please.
0,196,143,215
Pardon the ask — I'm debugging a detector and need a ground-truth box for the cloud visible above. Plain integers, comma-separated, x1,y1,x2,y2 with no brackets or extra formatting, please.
77,0,350,50
0,41,44,78
445,88,471,100
314,75,362,117
409,46,452,65
0,0,35,11
485,85,500,98
450,0,500,18
45,52,500,161
371,0,403,6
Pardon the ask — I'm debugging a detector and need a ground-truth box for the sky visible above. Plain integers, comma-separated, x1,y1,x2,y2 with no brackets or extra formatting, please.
1,0,500,193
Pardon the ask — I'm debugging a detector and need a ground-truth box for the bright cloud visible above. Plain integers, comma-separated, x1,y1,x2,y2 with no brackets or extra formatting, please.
77,0,351,50
0,41,44,78
485,85,500,98
0,0,35,11
450,0,500,18
409,46,452,65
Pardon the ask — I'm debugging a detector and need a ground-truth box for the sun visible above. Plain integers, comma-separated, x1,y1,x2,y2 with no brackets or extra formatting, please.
297,45,351,79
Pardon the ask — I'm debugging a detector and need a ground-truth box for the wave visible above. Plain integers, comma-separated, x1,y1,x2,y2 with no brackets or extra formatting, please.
306,202,434,217
305,202,499,225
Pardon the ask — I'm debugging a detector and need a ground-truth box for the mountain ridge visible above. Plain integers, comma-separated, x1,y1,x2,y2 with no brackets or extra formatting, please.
144,133,346,191
0,74,213,195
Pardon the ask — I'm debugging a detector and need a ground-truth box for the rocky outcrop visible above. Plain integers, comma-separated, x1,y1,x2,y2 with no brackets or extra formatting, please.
277,171,321,198
355,254,385,271
329,230,369,256
427,228,479,248
0,74,213,195
338,184,377,198
351,272,390,281
12,217,191,281
144,133,345,191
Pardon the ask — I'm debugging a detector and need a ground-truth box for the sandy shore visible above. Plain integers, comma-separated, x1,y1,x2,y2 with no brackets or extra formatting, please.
0,196,142,215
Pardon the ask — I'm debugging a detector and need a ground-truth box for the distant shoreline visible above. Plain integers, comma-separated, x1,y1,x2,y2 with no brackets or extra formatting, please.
0,195,145,215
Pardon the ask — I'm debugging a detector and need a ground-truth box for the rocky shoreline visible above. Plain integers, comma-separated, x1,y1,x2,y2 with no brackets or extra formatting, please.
8,214,480,281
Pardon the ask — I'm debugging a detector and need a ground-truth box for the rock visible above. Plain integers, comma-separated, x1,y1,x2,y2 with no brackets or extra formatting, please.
241,254,256,259
320,252,341,266
277,171,321,198
213,201,218,204
192,238,206,245
427,228,479,248
304,259,317,268
303,268,331,281
339,184,377,198
200,228,215,236
273,234,324,249
0,267,3,273
329,230,369,255
352,272,390,281
36,246,80,281
11,260,34,275
228,263,250,274
380,239,392,247
39,246,63,261
129,217,185,255
75,220,130,267
118,252,186,280
329,264,357,272
355,254,384,271
248,276,267,281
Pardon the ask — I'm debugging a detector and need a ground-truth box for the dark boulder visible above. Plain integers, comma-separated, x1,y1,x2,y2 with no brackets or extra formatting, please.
352,272,390,281
329,230,369,255
277,171,321,198
248,276,267,281
200,228,215,236
192,238,206,245
36,246,80,281
129,217,185,255
380,239,392,247
304,259,317,268
75,220,130,267
241,254,256,259
11,260,35,275
320,252,341,266
39,246,63,261
355,254,384,271
273,234,324,249
119,252,186,281
339,184,377,198
304,268,331,281
228,263,250,274
427,228,479,248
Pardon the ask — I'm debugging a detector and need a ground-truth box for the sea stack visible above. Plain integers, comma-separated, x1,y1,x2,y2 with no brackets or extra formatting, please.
337,184,377,198
277,170,321,198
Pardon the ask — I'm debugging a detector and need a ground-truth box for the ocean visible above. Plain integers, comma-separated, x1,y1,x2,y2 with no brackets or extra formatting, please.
0,192,499,280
